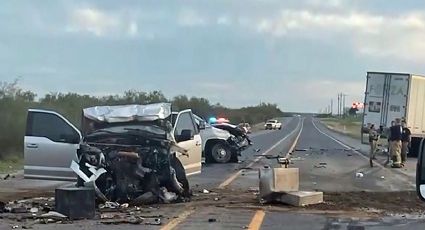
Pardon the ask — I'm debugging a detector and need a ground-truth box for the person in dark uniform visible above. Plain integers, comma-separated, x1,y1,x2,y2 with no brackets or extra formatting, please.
401,121,411,167
390,118,403,168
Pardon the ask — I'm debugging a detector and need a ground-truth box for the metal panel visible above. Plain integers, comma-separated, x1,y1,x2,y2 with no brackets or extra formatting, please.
386,73,410,126
363,72,386,128
407,75,425,136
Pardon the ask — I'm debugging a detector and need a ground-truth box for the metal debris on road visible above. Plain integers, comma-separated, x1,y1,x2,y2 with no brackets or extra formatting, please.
30,208,39,213
40,211,67,220
380,176,385,180
208,218,217,223
145,218,162,225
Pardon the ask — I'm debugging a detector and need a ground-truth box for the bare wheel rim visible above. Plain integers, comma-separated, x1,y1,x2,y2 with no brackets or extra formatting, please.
211,144,231,163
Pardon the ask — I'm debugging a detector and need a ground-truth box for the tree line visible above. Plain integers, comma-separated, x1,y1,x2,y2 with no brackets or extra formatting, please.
0,80,283,158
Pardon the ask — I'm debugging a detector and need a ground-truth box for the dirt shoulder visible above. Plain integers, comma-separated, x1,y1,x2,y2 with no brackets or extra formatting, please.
320,117,362,140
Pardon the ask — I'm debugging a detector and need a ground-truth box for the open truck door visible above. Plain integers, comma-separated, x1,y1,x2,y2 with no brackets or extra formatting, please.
172,110,202,176
24,109,81,181
417,139,425,201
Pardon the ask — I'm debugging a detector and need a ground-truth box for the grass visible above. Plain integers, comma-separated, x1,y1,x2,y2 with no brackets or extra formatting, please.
0,154,23,174
320,116,362,140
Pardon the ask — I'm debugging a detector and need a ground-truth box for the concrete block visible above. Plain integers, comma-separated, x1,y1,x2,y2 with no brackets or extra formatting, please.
55,186,96,220
273,168,299,192
259,167,299,201
279,191,323,207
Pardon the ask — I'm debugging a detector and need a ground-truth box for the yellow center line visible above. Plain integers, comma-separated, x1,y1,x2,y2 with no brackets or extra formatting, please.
160,209,195,230
248,210,266,230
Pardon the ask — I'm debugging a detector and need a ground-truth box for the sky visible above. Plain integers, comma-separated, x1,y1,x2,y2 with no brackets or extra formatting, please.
1,0,425,113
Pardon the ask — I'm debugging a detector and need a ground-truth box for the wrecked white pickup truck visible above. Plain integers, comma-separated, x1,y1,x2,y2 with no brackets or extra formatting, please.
24,103,202,204
193,115,252,163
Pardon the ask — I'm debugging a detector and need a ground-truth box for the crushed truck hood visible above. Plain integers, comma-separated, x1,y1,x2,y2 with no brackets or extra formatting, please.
83,103,172,123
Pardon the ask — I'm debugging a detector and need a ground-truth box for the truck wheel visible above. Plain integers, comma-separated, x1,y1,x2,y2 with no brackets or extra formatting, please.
170,155,191,197
210,143,232,163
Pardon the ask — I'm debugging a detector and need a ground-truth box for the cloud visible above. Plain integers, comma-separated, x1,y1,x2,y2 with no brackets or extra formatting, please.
177,8,207,27
66,7,120,36
127,21,138,36
217,16,231,26
254,9,425,62
66,6,140,37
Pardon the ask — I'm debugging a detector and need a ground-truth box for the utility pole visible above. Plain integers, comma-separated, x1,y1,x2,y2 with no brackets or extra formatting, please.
331,99,333,116
342,94,347,117
337,93,340,117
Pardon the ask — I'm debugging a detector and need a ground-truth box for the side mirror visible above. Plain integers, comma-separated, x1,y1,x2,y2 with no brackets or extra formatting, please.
199,121,206,130
60,133,80,144
177,129,193,142
417,138,425,202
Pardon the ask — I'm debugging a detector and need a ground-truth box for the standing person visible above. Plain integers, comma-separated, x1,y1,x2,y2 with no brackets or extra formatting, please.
369,124,379,167
390,118,403,168
384,121,394,166
401,121,411,167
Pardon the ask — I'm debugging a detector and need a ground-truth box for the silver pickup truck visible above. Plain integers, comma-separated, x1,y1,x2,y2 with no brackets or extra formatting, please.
24,103,203,203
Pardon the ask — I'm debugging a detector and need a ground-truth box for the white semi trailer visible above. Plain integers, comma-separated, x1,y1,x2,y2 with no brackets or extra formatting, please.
362,71,425,156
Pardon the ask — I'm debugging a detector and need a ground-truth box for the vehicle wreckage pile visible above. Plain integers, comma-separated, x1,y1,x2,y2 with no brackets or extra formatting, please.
72,103,192,205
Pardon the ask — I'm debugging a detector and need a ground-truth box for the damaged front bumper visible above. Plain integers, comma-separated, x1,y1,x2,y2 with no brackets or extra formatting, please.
71,139,190,205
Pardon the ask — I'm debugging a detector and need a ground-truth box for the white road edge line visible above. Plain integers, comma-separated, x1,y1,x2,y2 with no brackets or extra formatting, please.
311,118,416,189
218,117,302,189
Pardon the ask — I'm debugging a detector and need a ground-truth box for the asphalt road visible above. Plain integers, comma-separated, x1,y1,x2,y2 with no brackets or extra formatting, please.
1,116,424,230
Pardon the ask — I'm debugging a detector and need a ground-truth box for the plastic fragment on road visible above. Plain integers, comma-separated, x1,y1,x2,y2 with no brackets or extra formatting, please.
356,172,364,178
202,189,210,194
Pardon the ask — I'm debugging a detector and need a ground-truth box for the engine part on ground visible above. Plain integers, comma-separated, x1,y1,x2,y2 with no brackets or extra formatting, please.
55,186,96,220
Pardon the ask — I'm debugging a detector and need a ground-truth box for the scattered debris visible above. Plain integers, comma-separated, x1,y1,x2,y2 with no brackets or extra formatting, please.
120,203,129,209
347,153,353,156
254,148,261,153
248,187,259,192
29,208,39,213
202,189,210,194
314,165,326,168
11,225,19,229
291,157,304,161
380,176,385,180
145,218,162,226
0,201,5,213
11,207,28,214
40,211,67,220
3,174,10,180
214,197,220,201
100,201,120,209
208,218,217,223
295,148,308,152
356,172,364,178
